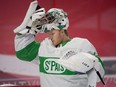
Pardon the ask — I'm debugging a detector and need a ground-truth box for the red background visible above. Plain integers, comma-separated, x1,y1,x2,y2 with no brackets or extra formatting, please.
0,0,116,56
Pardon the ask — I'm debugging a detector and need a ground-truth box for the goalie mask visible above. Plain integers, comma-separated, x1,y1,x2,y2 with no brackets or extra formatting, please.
31,8,69,34
46,8,69,30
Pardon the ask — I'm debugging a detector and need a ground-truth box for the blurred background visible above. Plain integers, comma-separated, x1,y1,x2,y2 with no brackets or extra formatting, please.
0,0,116,87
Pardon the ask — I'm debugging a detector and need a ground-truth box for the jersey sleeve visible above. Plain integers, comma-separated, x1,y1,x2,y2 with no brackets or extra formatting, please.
14,34,40,61
81,39,105,70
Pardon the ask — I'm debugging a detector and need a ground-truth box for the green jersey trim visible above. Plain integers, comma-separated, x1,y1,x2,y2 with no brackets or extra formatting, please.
61,39,71,46
92,52,105,70
16,41,40,61
39,56,77,75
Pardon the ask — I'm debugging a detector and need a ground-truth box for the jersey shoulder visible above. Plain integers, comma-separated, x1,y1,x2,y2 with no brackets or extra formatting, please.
70,37,91,45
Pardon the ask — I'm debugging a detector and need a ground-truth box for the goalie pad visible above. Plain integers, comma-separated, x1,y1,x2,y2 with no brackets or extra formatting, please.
57,52,105,86
58,52,97,73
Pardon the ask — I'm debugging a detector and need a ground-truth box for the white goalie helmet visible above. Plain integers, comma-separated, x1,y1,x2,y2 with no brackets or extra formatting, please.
46,8,69,30
30,8,69,34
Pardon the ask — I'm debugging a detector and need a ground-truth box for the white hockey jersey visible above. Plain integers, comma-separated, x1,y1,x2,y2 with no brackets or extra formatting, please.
15,34,104,87
38,38,96,87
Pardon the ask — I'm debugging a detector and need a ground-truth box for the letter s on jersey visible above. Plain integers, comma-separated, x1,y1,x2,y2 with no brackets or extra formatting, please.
44,59,66,74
